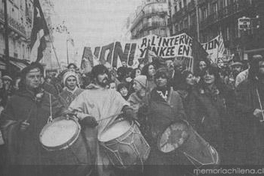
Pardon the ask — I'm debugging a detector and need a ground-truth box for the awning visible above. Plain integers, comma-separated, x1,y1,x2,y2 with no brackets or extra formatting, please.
9,60,28,70
0,60,6,70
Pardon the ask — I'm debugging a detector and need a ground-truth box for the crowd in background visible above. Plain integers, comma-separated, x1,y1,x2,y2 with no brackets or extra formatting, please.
0,54,264,175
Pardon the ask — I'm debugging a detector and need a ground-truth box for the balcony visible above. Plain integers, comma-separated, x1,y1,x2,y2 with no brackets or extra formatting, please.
0,9,4,24
198,0,207,5
200,1,250,30
8,16,26,38
0,8,26,38
141,21,167,31
131,9,168,31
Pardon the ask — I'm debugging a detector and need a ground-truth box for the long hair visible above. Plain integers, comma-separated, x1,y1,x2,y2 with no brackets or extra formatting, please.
141,63,155,79
199,65,225,93
177,70,193,91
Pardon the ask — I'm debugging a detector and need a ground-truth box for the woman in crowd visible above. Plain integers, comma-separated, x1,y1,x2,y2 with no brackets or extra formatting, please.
141,63,156,93
176,70,197,114
188,65,235,164
58,71,83,108
138,68,186,176
194,60,208,83
128,75,147,113
117,82,130,100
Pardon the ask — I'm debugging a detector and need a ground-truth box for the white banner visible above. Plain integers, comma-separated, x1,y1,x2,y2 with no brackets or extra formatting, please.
201,33,226,63
82,33,193,69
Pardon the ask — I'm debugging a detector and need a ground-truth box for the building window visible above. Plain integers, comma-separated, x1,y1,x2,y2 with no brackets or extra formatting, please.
226,26,230,40
180,21,183,31
174,24,179,33
234,23,238,38
174,5,177,12
201,6,207,21
190,12,196,26
212,2,218,14
183,18,188,29
183,0,187,7
219,0,226,9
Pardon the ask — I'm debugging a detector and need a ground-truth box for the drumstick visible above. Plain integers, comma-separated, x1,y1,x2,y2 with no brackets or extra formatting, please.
97,112,123,122
256,88,264,122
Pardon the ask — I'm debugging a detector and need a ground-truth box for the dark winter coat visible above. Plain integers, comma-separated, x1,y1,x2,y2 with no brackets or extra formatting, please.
138,87,187,176
0,89,64,166
235,79,264,165
187,84,235,156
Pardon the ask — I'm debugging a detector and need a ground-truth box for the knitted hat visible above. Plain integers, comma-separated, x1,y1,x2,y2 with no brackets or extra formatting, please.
134,75,147,88
230,62,243,67
154,67,170,80
2,75,13,81
63,71,79,86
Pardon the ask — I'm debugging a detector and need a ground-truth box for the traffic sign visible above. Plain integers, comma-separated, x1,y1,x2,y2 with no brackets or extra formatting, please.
238,16,251,30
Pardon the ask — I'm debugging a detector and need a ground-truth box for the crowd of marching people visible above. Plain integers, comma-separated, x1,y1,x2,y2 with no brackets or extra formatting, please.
0,54,264,176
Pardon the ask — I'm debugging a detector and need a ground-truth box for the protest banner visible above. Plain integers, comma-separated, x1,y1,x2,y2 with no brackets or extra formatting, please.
81,33,206,73
201,33,226,64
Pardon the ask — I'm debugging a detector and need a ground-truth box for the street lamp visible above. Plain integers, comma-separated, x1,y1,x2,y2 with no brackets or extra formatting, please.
66,39,69,65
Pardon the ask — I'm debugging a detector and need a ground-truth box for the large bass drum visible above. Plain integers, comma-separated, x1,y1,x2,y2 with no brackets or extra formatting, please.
157,120,220,168
39,116,92,165
98,119,150,170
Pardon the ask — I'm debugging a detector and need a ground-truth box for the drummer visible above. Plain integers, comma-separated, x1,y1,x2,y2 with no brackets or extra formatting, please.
138,67,187,176
69,64,137,176
0,63,65,176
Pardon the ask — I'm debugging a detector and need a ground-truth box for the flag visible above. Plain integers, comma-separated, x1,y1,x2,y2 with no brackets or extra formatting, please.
218,32,226,57
191,37,208,74
30,0,49,63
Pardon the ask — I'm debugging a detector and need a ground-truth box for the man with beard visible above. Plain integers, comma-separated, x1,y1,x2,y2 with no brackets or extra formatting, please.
235,55,264,164
69,64,136,176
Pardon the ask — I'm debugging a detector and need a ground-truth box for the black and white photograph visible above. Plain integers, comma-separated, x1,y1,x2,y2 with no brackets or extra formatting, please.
0,0,264,175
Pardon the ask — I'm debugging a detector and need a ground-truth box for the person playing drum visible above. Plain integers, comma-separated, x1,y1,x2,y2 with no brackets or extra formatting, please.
138,67,187,176
0,63,65,176
69,64,137,176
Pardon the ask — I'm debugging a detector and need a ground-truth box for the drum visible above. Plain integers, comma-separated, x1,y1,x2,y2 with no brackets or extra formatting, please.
157,120,220,168
98,120,150,170
39,116,92,165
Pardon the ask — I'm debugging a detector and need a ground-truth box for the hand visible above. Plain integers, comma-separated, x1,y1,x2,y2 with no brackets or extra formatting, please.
80,116,98,128
123,106,137,121
62,109,76,117
253,109,264,120
20,121,30,131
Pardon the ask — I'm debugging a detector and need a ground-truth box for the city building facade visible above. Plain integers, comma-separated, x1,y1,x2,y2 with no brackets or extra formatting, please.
168,0,264,60
0,0,55,77
130,0,170,40
0,0,33,77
